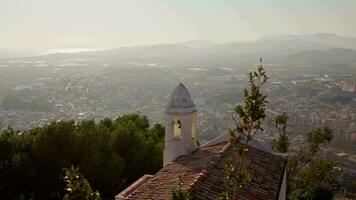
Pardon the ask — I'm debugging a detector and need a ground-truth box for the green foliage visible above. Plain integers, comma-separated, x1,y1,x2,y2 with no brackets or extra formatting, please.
231,58,269,140
306,126,332,155
224,58,269,199
0,114,164,199
288,159,339,200
270,112,338,199
271,113,289,153
287,127,338,200
287,127,333,181
63,166,102,200
171,175,190,200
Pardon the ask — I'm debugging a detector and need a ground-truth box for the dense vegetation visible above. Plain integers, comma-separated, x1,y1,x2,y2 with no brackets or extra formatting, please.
272,116,340,199
63,166,102,200
0,114,164,199
287,127,339,199
222,61,339,200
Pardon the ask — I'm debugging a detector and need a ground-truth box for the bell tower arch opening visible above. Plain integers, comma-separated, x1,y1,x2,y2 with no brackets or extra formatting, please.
163,83,198,166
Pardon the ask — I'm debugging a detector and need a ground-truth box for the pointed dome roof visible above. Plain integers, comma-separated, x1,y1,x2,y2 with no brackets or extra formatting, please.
166,83,196,114
168,83,194,108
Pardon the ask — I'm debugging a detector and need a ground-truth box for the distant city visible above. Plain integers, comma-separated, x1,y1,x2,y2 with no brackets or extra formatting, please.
0,33,356,190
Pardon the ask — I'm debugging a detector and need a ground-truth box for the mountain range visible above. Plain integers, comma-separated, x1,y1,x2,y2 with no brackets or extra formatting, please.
3,33,356,66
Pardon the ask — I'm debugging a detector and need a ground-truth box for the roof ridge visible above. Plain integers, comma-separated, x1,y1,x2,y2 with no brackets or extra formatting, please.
117,140,287,199
188,142,231,191
117,174,154,199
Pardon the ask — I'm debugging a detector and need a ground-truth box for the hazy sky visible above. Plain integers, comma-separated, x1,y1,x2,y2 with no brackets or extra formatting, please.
1,0,356,50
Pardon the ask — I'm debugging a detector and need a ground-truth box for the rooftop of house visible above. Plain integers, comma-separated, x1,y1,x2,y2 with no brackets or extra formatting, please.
116,138,287,200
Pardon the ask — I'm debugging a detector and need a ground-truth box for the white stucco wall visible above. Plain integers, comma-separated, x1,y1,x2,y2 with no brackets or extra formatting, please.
163,112,197,166
278,168,287,200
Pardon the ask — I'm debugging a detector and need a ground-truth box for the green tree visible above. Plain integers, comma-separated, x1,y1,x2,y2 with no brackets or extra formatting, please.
224,58,269,199
272,116,339,199
287,127,338,200
0,128,33,199
75,118,125,197
30,120,80,199
288,159,339,200
0,114,164,199
271,113,289,153
63,166,102,200
171,175,190,200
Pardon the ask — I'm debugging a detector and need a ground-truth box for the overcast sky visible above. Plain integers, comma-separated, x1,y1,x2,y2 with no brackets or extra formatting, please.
1,0,356,50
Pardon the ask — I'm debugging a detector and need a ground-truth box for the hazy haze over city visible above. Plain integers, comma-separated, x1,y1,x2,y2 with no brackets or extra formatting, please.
0,0,356,199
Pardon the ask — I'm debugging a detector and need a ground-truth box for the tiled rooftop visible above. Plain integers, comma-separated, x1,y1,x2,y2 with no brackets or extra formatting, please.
116,141,287,200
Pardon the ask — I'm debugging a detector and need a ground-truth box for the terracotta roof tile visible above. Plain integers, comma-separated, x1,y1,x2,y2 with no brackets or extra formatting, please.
117,141,287,200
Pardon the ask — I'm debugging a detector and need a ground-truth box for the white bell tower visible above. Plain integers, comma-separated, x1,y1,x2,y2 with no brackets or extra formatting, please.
163,83,198,166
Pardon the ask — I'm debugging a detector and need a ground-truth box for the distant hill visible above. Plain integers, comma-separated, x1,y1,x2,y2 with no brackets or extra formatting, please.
211,38,330,56
7,33,356,67
287,48,356,64
28,38,331,62
261,33,356,50
176,40,216,49
24,44,195,62
0,49,38,59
